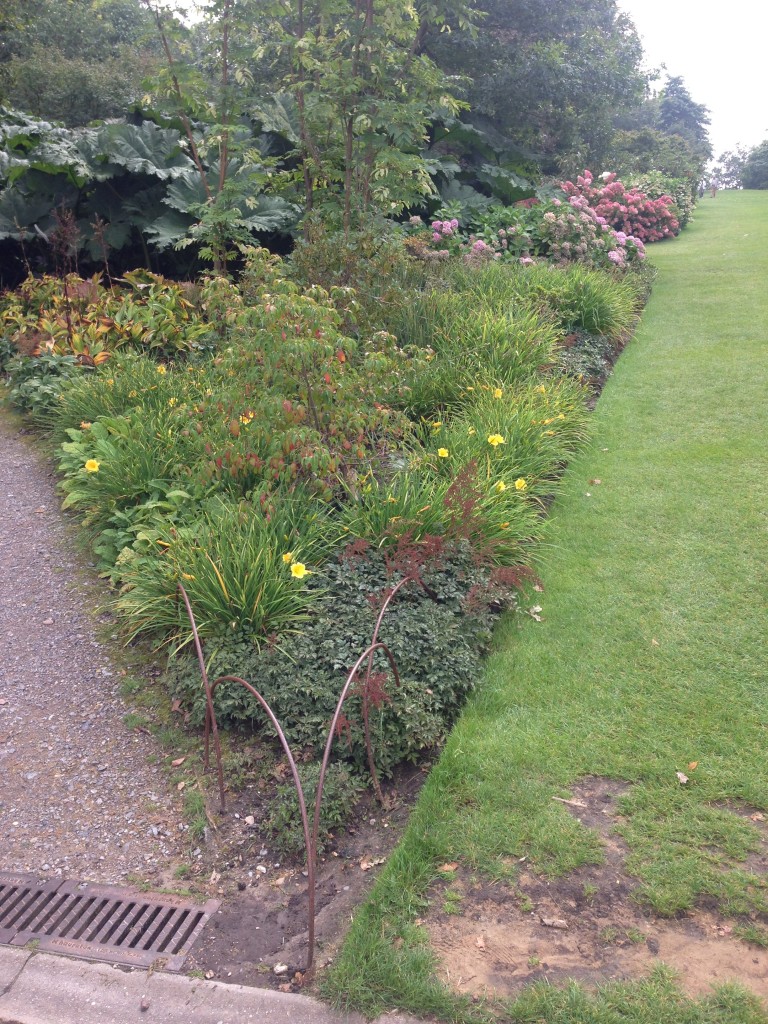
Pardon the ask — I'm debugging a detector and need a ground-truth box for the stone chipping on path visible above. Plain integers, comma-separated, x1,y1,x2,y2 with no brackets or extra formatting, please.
0,413,188,885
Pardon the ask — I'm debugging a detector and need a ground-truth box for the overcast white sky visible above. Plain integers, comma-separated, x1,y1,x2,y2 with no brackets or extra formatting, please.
174,0,766,157
616,0,768,157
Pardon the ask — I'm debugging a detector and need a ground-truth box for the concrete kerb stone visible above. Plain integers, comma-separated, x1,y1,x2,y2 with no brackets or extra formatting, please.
0,946,31,991
0,947,386,1024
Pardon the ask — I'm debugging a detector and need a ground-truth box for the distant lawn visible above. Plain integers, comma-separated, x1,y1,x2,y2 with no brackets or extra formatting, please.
322,190,768,1022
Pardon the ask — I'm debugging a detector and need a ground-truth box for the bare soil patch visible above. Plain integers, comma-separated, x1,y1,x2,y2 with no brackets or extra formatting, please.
180,762,428,990
425,778,768,1002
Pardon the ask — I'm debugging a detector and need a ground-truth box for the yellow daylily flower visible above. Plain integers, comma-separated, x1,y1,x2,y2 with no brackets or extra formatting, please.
494,480,507,494
282,552,294,564
493,388,503,399
437,448,449,458
515,478,528,491
84,459,100,473
487,434,505,447
291,562,311,579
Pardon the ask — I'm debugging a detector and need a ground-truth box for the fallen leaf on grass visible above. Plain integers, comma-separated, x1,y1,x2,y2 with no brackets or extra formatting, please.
171,757,186,767
170,699,182,713
651,638,659,646
475,935,486,951
437,862,459,873
540,917,568,930
209,869,221,884
717,925,733,936
360,856,386,871
552,796,587,808
676,771,689,785
687,761,699,771
528,605,543,622
589,479,602,485
176,781,185,791
750,812,765,822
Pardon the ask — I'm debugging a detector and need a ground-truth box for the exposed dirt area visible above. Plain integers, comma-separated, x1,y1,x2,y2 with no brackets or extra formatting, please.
425,778,768,1002
184,763,427,989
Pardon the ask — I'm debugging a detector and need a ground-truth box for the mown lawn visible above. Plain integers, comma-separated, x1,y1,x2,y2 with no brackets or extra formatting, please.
323,191,768,1022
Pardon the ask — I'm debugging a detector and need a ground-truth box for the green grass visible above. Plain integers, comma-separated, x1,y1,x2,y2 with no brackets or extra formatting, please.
322,191,768,1021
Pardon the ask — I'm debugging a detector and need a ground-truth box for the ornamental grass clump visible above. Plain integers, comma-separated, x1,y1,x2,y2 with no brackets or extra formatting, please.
114,493,336,650
432,377,590,498
442,260,642,339
391,294,558,418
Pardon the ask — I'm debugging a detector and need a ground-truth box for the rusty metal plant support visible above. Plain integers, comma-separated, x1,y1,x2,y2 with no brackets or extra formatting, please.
177,583,403,976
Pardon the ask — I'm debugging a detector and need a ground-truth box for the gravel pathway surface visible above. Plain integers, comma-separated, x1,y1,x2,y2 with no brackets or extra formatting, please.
0,412,186,885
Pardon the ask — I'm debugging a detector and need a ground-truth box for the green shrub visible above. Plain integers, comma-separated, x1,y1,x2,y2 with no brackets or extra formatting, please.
287,218,427,335
262,762,367,857
7,352,84,416
165,543,520,776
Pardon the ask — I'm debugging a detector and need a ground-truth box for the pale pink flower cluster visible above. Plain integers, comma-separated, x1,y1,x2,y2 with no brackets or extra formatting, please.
431,218,460,242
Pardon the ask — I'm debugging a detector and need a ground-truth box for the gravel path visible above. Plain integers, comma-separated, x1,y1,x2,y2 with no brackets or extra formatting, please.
0,412,187,885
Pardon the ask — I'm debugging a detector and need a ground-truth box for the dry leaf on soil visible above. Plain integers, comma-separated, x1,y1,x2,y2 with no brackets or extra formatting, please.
360,856,386,871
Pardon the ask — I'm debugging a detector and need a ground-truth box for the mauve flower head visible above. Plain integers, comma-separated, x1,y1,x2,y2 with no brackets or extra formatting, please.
552,198,562,206
450,218,459,229
607,250,624,264
519,256,535,265
614,231,627,244
431,221,441,229
433,232,441,242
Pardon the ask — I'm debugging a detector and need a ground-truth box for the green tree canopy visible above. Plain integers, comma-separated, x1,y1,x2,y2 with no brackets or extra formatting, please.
423,0,647,174
1,0,162,125
657,75,711,158
741,140,768,190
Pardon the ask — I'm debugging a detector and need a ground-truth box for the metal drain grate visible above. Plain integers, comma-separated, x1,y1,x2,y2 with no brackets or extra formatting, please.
0,872,219,970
